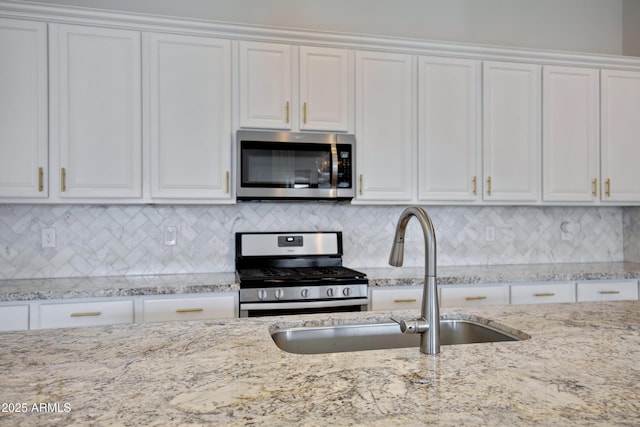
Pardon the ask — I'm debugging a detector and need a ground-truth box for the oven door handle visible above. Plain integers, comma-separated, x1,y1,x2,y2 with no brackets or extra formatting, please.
240,298,369,311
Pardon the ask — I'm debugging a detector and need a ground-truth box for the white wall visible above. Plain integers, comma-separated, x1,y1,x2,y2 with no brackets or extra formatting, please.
23,0,624,54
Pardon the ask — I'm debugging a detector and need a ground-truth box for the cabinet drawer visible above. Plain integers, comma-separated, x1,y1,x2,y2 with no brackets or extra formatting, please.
38,300,134,329
511,282,575,305
0,304,29,331
370,287,422,311
439,284,508,307
576,280,638,302
142,293,237,323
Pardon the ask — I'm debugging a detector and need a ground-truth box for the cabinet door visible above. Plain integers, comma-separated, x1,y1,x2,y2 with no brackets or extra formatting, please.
418,56,481,201
543,66,599,202
0,304,29,331
601,70,640,202
355,51,415,202
483,61,540,202
299,46,352,132
238,41,292,129
142,293,237,322
439,284,508,307
145,33,231,200
0,19,48,198
50,24,142,198
37,300,134,329
577,280,639,302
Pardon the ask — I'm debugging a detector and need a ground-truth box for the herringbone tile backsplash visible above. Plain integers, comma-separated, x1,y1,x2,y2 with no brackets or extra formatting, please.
0,204,634,279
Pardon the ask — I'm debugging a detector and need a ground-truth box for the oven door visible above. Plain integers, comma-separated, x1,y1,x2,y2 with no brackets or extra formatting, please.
240,298,369,318
236,130,354,200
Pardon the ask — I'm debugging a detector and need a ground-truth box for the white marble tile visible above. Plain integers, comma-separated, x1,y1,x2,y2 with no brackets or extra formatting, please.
0,204,630,279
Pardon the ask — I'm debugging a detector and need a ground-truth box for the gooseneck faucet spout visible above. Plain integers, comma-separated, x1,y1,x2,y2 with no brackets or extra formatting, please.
389,206,440,355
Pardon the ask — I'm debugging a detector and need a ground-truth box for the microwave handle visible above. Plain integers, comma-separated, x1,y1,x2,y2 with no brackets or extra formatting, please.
331,143,338,189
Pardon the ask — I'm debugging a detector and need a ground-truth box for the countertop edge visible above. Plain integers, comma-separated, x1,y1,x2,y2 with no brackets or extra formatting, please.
1,262,640,302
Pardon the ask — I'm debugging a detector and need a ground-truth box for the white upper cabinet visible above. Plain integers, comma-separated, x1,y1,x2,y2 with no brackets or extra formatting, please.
299,46,352,132
49,23,142,199
355,51,416,202
417,56,481,202
238,41,353,132
542,66,599,202
238,41,292,129
601,69,640,202
483,61,541,202
144,32,232,201
0,18,48,198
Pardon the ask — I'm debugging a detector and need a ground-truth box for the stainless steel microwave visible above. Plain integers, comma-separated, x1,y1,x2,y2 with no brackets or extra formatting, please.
236,130,355,200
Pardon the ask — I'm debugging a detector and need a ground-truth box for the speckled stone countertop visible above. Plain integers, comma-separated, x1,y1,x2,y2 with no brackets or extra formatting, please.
1,262,640,302
1,301,640,426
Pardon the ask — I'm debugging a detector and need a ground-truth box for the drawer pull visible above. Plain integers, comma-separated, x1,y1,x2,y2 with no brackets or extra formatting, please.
599,290,620,295
176,308,204,313
393,298,417,303
534,292,556,297
70,311,102,317
465,296,487,301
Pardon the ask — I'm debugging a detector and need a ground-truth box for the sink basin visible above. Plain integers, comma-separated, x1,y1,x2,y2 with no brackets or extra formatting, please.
270,314,530,354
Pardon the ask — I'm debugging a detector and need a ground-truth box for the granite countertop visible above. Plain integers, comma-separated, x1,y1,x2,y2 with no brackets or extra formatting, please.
1,262,640,302
1,301,639,425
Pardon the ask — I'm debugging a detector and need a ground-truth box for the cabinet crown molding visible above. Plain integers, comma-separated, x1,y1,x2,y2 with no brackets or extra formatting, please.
1,0,640,70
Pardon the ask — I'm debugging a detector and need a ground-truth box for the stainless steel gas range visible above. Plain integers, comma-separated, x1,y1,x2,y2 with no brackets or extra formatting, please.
235,231,369,317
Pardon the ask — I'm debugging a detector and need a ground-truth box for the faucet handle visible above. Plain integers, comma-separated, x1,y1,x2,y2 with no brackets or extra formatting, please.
390,316,429,334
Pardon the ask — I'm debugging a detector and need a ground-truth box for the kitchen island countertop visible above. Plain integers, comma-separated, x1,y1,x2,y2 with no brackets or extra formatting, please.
1,261,640,302
1,300,639,426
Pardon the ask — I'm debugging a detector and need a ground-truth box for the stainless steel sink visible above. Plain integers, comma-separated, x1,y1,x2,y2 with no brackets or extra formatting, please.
270,314,530,354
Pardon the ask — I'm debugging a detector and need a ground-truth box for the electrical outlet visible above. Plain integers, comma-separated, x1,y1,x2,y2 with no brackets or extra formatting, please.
485,226,496,242
164,226,177,246
41,228,56,248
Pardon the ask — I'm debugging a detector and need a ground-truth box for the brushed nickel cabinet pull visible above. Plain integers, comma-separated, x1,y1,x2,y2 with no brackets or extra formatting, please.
394,298,417,303
592,178,597,197
225,171,230,193
599,290,620,295
176,308,204,313
70,311,101,317
359,174,363,195
303,102,307,124
534,292,556,297
285,101,290,124
465,295,487,301
605,178,611,197
61,168,66,192
472,176,477,195
38,167,44,192
486,176,492,196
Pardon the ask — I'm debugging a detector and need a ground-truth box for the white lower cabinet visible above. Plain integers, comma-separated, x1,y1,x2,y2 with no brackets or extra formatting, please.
0,304,30,331
510,282,575,305
141,292,237,323
576,280,639,302
439,284,509,308
36,299,134,329
369,286,423,311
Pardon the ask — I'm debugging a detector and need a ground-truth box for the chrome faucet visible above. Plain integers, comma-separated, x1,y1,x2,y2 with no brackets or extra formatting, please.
389,206,440,355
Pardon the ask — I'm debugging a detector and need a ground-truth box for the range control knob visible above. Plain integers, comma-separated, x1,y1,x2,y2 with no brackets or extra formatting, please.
300,288,310,298
274,288,285,300
343,287,351,297
326,288,336,297
257,289,268,301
